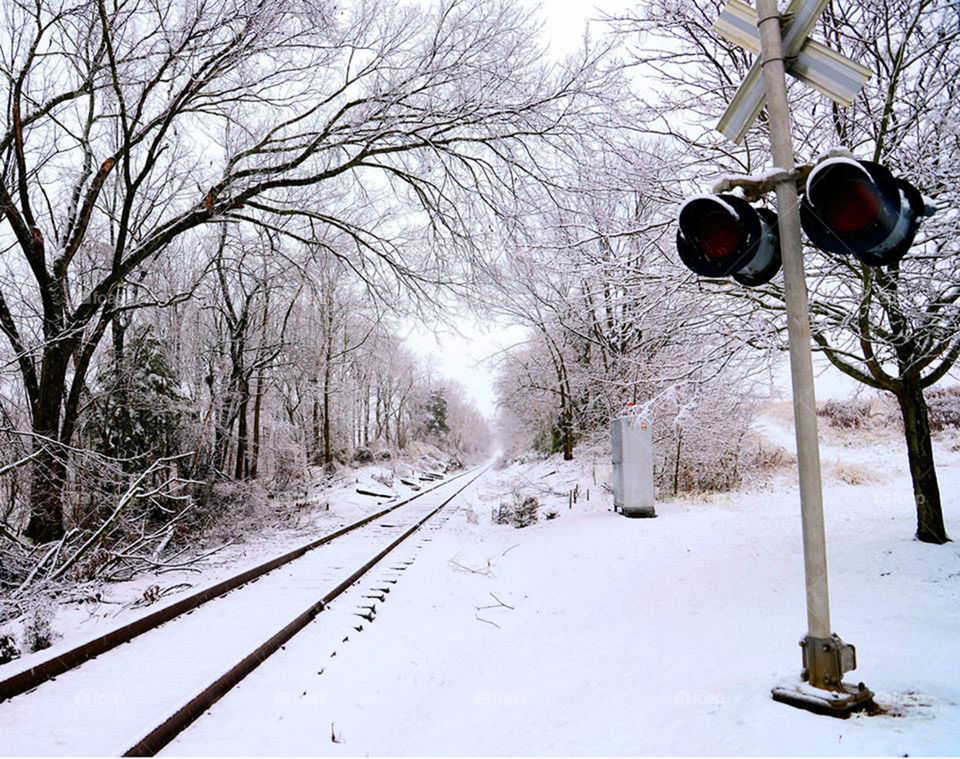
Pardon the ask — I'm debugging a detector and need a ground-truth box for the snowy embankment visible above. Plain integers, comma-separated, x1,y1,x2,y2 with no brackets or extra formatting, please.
169,413,959,756
0,444,456,672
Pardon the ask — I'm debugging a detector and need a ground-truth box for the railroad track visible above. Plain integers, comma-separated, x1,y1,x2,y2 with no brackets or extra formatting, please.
0,466,488,756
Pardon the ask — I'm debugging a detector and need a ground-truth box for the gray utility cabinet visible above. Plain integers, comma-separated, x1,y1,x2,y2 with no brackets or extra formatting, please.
611,415,656,518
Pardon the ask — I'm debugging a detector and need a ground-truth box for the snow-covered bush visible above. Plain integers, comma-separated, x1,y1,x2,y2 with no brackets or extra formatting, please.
191,480,271,539
652,391,756,497
832,461,877,486
513,496,539,527
0,632,19,664
927,386,960,432
21,601,58,652
818,399,873,429
492,494,540,528
353,448,374,464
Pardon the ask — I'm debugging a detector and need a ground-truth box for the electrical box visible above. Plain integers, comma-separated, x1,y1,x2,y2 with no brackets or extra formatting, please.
611,415,656,518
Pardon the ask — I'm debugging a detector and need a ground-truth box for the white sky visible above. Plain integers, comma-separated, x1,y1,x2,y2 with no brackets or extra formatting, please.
403,320,529,417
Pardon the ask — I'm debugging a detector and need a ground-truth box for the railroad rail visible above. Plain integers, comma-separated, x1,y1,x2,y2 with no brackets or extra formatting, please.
0,467,472,704
0,465,487,756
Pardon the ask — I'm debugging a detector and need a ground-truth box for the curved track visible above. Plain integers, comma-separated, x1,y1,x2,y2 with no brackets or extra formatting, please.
0,468,469,703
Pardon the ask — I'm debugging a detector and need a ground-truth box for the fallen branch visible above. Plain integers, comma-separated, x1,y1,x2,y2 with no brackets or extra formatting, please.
475,592,514,628
356,488,393,498
449,558,495,577
46,463,168,584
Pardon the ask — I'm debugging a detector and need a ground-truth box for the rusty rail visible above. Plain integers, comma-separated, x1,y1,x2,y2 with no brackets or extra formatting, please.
0,468,474,702
123,465,488,756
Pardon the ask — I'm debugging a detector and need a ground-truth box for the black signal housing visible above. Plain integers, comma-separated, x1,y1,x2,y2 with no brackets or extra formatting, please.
676,194,781,286
800,158,929,266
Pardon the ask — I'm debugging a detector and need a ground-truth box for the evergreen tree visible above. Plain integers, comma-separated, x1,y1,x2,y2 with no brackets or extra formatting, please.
425,390,449,438
86,329,186,472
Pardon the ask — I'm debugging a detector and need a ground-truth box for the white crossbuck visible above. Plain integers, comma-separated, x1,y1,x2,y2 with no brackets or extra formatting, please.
716,0,871,144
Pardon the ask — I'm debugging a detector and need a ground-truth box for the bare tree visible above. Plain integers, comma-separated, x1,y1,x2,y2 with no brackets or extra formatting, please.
0,0,619,541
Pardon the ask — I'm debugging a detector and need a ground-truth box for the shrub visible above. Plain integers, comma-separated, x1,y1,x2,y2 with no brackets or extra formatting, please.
21,601,57,652
271,444,306,491
832,461,878,485
927,386,960,432
513,496,539,528
492,493,540,528
818,399,873,429
0,632,19,665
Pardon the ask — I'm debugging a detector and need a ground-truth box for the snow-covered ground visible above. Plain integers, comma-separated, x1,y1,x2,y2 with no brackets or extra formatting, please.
165,412,959,756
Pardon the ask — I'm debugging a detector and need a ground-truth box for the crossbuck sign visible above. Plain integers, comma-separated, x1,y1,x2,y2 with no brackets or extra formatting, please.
716,0,871,143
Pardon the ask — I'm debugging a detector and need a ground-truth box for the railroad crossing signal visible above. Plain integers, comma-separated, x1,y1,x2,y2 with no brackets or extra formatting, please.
675,153,936,279
705,0,876,716
717,0,871,143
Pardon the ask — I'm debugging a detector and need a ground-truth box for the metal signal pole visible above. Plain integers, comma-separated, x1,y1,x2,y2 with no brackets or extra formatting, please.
755,0,831,641
755,0,871,712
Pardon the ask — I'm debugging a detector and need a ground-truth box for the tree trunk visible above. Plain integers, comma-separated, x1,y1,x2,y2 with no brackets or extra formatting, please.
25,447,68,543
311,391,320,463
25,350,71,543
235,386,249,480
561,410,574,461
250,369,265,479
363,383,370,446
896,383,949,544
558,379,574,461
673,431,682,497
322,348,333,471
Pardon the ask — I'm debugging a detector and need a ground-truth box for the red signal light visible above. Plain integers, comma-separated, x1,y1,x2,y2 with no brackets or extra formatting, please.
694,210,743,259
820,179,881,234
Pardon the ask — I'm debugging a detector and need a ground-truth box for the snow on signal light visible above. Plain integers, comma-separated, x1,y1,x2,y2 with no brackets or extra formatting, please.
676,194,782,286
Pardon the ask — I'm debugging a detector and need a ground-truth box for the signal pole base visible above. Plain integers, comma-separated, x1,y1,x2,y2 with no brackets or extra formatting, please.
772,632,874,717
619,506,656,519
772,679,874,718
